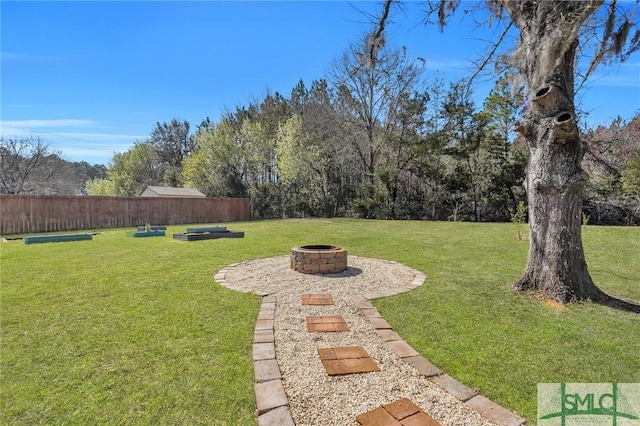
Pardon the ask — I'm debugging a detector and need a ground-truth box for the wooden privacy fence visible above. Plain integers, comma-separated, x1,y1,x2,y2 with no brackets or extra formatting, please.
0,195,250,235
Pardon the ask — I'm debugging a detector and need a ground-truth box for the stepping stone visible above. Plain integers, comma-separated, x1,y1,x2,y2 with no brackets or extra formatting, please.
317,346,380,376
301,293,334,305
401,411,442,426
318,346,369,360
306,316,349,332
384,398,421,419
321,358,380,376
356,398,442,426
355,407,400,426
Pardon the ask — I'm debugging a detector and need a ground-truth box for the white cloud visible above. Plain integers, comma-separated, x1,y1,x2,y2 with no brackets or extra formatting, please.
1,119,97,129
56,143,134,160
36,133,143,155
52,132,145,141
1,121,145,164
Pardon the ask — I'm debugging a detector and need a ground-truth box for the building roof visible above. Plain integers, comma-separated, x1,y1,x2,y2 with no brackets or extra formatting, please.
141,186,206,198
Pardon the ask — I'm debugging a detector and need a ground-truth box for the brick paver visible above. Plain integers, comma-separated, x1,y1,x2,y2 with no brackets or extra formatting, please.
401,411,443,426
317,346,369,360
356,398,442,426
317,346,380,376
301,293,335,305
322,356,380,376
384,398,421,419
307,315,349,332
356,407,401,426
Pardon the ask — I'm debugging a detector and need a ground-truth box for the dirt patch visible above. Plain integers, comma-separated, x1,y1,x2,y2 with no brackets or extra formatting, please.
544,299,566,309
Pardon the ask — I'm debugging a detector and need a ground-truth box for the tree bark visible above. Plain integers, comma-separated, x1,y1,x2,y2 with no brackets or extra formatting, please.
506,1,608,303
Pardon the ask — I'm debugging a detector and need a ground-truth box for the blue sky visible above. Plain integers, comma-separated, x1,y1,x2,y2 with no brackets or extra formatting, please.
2,1,639,166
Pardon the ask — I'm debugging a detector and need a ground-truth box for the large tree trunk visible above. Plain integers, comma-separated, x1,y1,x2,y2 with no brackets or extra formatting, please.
505,1,608,303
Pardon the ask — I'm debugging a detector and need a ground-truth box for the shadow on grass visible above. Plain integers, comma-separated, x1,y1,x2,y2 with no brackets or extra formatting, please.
598,294,640,314
520,289,640,314
591,284,640,314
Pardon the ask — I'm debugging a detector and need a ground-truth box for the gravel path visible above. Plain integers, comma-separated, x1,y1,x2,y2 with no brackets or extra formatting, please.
220,255,499,426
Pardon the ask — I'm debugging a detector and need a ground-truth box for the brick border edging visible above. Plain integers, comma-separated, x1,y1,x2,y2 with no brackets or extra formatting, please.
357,265,526,426
214,258,526,426
252,295,295,426
215,262,295,425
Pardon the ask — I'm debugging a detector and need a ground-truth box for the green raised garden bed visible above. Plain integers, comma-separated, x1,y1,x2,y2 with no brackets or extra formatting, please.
173,231,244,241
126,230,166,238
23,233,93,245
185,226,227,233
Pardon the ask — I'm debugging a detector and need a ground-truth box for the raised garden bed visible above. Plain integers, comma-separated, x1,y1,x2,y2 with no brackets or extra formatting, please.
185,226,227,233
126,230,166,238
23,233,93,244
172,231,244,241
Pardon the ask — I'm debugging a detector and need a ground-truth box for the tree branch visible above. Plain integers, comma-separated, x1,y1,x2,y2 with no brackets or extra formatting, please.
465,21,514,95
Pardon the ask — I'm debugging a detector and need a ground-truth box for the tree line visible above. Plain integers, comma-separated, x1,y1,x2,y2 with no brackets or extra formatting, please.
2,35,639,225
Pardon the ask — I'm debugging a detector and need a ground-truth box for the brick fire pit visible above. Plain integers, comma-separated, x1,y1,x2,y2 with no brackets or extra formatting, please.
290,245,348,274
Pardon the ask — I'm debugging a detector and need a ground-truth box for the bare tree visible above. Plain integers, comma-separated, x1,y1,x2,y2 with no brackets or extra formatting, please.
373,0,639,308
0,136,61,194
330,34,427,217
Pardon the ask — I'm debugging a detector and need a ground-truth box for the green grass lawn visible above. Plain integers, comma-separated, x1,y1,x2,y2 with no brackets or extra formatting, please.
1,220,638,424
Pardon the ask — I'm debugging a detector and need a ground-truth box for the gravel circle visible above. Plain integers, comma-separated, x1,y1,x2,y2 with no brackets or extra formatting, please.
222,255,497,426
